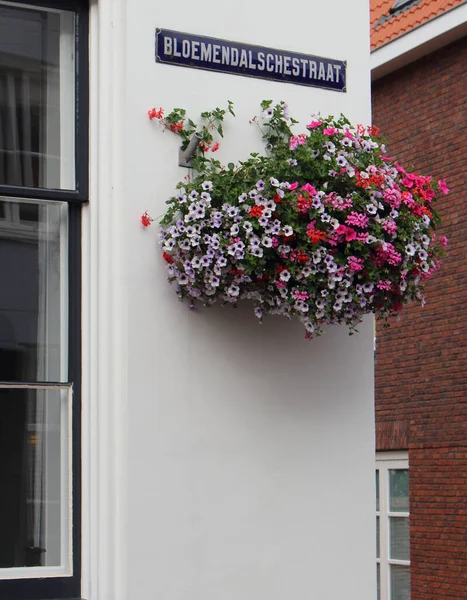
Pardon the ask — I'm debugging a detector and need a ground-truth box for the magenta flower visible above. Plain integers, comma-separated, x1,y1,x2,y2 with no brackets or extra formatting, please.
288,134,306,150
438,179,449,194
377,280,392,291
306,120,323,129
301,183,317,195
401,175,415,188
437,235,448,248
382,219,397,236
346,212,370,228
348,256,364,272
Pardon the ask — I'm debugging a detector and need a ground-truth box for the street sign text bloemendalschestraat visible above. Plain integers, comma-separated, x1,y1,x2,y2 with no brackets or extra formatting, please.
155,29,346,93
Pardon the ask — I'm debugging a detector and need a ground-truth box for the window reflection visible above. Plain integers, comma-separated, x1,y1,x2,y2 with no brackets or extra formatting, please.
0,3,75,189
0,386,69,569
0,199,68,382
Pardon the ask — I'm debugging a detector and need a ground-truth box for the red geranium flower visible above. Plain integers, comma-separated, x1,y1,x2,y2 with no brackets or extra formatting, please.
141,212,152,227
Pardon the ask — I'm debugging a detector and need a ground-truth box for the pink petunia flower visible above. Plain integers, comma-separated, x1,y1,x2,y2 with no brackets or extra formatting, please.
301,183,317,195
306,120,323,129
438,179,449,194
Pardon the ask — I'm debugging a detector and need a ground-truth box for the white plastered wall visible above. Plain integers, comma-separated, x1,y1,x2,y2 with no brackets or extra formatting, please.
82,1,375,599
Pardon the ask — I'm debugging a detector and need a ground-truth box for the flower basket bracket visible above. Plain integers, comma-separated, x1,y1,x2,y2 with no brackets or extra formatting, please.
179,132,203,168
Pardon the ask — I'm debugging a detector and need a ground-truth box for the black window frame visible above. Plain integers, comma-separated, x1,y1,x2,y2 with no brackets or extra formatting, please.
0,0,88,598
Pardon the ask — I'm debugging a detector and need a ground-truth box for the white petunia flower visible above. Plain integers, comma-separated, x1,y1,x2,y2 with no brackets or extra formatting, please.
418,249,428,261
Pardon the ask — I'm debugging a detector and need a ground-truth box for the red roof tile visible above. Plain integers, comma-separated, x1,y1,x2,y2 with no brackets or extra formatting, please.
371,0,467,50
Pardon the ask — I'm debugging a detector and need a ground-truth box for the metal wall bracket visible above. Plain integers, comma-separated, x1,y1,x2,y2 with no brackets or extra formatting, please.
179,132,203,168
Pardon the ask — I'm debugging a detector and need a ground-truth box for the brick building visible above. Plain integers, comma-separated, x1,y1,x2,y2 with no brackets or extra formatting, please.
370,1,467,599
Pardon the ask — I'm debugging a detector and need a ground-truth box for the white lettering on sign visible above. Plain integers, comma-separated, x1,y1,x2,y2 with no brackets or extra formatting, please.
275,54,283,74
157,32,345,90
182,39,190,58
266,53,274,72
292,57,300,76
309,61,317,79
212,44,221,64
239,49,248,68
164,36,172,55
318,62,326,80
231,47,239,67
173,38,181,57
200,42,211,61
257,52,265,71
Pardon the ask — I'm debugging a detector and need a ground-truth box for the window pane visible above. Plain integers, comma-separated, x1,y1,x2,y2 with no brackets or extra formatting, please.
390,564,410,600
377,563,380,600
390,517,410,561
0,2,75,189
376,516,380,558
376,469,380,511
389,469,409,512
0,386,70,572
0,198,68,382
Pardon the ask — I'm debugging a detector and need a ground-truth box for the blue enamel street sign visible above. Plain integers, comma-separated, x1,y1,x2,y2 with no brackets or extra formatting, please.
155,29,346,93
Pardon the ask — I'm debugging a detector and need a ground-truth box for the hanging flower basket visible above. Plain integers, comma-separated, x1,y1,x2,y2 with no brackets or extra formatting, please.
146,101,448,339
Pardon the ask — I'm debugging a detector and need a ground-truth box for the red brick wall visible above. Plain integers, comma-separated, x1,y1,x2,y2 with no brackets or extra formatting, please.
372,36,467,599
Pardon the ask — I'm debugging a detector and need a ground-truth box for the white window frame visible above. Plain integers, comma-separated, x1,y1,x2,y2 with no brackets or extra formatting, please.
376,451,410,600
0,383,73,579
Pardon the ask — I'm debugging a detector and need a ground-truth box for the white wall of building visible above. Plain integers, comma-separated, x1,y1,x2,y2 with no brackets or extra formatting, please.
83,1,374,599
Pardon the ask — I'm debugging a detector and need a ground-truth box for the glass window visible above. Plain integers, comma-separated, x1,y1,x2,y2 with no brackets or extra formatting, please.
376,454,410,600
389,469,409,512
0,385,71,575
390,517,410,561
389,0,415,13
0,0,86,598
0,198,68,383
0,3,75,189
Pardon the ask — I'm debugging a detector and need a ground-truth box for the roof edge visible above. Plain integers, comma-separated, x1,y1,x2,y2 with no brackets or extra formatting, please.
371,1,467,80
